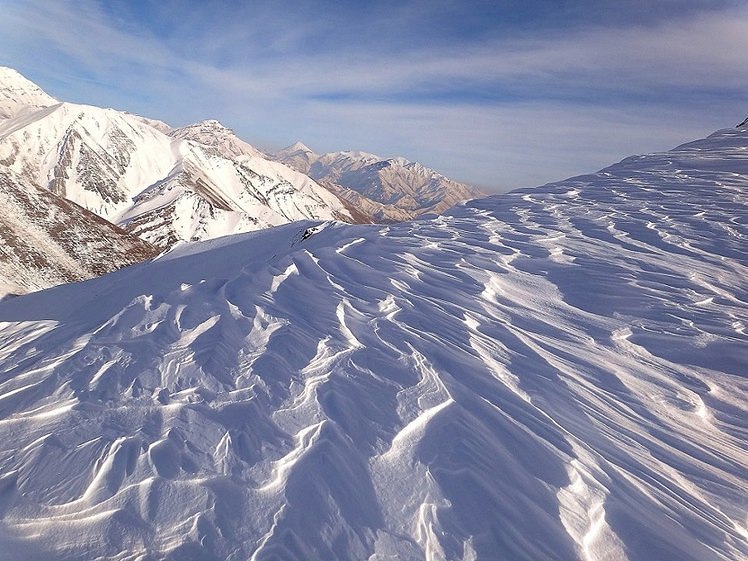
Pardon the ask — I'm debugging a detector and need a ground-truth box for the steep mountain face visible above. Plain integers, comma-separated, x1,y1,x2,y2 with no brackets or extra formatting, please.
0,166,158,296
0,66,57,119
274,143,483,221
0,101,176,218
0,125,745,561
0,69,354,249
113,120,354,248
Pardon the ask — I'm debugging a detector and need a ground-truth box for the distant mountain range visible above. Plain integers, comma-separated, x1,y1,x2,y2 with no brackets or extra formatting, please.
273,142,482,222
0,66,481,294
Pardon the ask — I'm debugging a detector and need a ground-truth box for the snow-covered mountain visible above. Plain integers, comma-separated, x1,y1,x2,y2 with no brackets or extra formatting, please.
274,142,483,221
0,166,158,297
0,67,57,119
116,120,354,248
0,123,745,560
0,68,354,249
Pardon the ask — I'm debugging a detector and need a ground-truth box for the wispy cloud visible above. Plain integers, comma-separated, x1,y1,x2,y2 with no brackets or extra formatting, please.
1,0,746,189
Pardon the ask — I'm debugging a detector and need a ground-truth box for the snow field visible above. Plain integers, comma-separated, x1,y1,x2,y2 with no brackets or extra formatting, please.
0,127,746,560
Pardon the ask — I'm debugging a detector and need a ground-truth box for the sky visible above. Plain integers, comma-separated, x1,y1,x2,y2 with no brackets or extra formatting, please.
1,0,747,192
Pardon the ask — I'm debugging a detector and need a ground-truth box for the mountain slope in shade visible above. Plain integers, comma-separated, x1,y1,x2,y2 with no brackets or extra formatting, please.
0,70,353,249
0,166,158,296
274,143,483,221
316,179,414,222
0,125,746,560
0,66,57,119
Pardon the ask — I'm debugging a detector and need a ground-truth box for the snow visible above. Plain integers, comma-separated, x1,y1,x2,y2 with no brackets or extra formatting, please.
0,125,746,560
0,166,158,296
0,102,177,218
0,66,57,119
1,67,474,246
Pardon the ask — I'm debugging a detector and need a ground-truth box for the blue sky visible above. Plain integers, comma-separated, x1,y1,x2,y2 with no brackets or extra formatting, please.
1,0,747,191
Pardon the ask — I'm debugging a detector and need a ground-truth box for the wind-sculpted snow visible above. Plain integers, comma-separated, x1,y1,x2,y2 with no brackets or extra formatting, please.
0,127,746,561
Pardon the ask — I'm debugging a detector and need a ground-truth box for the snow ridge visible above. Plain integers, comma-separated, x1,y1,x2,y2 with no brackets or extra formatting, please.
0,125,746,560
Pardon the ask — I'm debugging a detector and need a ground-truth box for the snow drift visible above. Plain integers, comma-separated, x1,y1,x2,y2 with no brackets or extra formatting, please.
0,125,746,560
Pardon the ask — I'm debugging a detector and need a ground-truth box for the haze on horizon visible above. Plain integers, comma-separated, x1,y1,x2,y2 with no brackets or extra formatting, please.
1,0,747,192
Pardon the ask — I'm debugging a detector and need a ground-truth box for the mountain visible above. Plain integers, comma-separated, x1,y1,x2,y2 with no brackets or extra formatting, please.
0,66,57,119
0,124,745,560
171,119,268,160
274,143,483,221
0,68,354,249
115,120,354,248
0,67,480,241
0,166,158,297
273,140,318,173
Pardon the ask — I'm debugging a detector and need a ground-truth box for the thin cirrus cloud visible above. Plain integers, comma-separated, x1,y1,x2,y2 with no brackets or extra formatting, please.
1,0,747,190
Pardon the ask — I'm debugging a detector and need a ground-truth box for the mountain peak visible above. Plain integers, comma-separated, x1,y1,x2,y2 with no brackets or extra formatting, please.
199,118,229,128
180,119,233,134
272,142,321,174
385,156,411,167
283,141,314,154
165,120,239,145
0,66,35,85
0,66,58,119
172,121,279,165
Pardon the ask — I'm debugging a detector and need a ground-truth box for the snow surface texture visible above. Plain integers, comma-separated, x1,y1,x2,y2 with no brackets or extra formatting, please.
0,68,352,249
274,143,482,221
0,126,746,561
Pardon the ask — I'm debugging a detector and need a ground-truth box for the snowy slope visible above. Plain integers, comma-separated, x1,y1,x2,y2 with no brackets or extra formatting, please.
0,125,746,560
170,120,267,160
0,102,177,218
0,166,158,296
274,143,483,221
0,66,57,119
0,70,354,249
